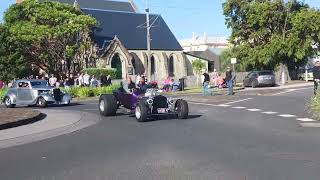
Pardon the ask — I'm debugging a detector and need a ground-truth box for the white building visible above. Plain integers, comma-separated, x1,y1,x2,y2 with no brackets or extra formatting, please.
179,32,230,52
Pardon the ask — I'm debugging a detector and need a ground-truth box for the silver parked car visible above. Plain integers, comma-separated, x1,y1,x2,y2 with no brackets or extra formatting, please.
243,71,276,88
3,79,72,108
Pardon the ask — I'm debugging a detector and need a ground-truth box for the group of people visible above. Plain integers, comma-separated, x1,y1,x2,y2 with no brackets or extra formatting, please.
162,77,180,92
10,73,113,89
49,73,113,88
202,67,236,96
121,75,154,94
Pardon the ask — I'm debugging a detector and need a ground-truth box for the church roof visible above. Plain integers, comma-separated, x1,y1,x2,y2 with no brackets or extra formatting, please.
186,49,219,62
84,9,183,51
49,0,136,12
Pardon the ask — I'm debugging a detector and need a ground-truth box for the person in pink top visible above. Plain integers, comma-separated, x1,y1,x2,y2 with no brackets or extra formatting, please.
163,77,172,92
0,80,4,89
217,74,225,88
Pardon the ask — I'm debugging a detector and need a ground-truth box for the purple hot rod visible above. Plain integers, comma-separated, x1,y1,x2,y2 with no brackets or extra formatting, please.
98,86,189,122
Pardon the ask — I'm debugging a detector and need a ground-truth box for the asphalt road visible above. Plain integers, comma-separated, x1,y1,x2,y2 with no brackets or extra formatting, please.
1,87,320,180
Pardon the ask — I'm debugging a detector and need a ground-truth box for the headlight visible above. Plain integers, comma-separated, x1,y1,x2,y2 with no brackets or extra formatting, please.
147,99,153,105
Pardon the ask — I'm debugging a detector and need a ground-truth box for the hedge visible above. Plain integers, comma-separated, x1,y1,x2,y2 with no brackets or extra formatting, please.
309,91,320,119
62,84,120,98
0,88,8,102
83,68,120,79
0,85,120,102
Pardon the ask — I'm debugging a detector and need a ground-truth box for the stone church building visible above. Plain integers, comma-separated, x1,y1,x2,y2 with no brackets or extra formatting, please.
35,0,189,82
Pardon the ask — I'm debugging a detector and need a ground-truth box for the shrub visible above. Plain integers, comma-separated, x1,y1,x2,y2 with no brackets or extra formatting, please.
83,68,119,79
62,84,120,98
309,92,320,119
0,88,8,101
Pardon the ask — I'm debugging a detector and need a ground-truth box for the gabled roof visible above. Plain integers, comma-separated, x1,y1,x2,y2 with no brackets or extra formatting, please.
49,0,137,12
186,49,219,62
84,9,183,51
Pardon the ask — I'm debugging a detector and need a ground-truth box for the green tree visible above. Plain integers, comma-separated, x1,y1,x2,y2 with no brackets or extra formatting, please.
192,59,206,75
192,59,206,86
0,25,33,82
223,0,320,80
2,0,97,78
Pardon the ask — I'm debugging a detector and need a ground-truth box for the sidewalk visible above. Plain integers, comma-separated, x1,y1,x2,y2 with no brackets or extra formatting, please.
240,82,313,91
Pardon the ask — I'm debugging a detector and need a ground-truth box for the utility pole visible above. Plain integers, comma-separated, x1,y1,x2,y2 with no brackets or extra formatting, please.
145,0,152,82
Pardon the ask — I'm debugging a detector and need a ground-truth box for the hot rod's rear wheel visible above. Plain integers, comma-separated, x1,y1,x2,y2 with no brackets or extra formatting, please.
99,94,117,116
135,101,149,122
176,99,189,119
37,97,47,108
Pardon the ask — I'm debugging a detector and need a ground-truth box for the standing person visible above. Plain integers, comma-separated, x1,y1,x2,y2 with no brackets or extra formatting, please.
106,75,112,86
83,72,90,87
202,71,210,95
69,74,75,87
78,73,84,87
0,79,4,89
135,73,141,86
100,74,107,87
225,67,235,95
313,59,320,95
211,69,218,87
64,77,71,89
49,74,57,87
91,75,99,87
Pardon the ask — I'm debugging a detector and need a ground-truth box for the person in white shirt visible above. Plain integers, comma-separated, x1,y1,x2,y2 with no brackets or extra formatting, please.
83,72,90,87
78,73,84,87
49,74,57,87
135,73,141,86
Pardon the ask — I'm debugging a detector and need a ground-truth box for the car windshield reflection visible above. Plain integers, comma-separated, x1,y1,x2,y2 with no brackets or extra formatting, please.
30,81,49,88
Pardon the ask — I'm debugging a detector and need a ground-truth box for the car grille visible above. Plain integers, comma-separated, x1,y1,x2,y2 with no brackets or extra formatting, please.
152,95,168,109
53,88,61,101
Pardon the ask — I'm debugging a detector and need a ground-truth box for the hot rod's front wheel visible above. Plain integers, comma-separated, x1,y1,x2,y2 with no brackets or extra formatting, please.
135,101,149,122
176,99,189,119
99,94,117,116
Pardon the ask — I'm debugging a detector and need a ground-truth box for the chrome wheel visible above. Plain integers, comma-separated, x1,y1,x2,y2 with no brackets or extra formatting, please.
135,106,141,119
5,97,11,106
99,100,105,112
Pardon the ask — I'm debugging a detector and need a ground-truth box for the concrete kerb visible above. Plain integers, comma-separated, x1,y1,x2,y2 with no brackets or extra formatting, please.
0,109,93,142
0,110,101,149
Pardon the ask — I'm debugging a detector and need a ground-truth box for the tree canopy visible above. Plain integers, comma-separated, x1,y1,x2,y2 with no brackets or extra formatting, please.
223,0,320,78
0,0,97,81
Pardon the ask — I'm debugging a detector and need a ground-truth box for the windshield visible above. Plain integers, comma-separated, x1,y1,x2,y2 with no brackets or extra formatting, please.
30,81,49,88
258,71,274,75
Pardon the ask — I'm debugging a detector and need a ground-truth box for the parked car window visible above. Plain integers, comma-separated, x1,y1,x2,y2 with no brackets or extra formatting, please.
18,82,30,88
246,72,252,78
258,71,274,75
250,73,258,78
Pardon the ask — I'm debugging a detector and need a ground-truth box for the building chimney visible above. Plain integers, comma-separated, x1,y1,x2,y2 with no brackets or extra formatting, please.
204,32,208,43
192,32,196,42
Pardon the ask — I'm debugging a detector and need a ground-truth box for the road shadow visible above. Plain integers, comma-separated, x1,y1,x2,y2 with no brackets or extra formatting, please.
146,114,202,122
0,113,47,131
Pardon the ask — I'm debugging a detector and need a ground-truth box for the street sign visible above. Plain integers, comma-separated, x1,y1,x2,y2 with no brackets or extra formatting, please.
231,58,237,64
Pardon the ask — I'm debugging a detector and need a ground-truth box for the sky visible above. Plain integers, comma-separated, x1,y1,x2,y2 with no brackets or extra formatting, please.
1,0,320,40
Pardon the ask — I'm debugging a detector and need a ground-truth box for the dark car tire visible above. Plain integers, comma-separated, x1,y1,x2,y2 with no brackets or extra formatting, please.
176,99,189,119
135,101,149,122
37,97,47,108
99,94,117,116
4,96,15,108
251,80,258,88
